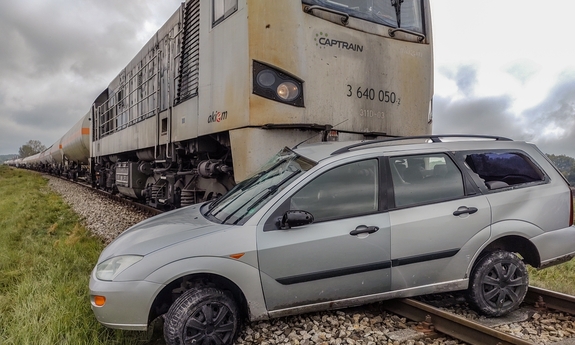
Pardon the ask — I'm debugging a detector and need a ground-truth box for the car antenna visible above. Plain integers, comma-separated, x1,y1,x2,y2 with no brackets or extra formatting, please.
292,119,348,149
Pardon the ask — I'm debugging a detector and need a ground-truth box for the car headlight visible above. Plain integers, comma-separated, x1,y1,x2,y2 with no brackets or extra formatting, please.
96,255,143,281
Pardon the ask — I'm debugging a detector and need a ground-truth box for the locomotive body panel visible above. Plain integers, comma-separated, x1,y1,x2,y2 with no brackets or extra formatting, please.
245,1,433,135
171,98,199,142
195,0,250,139
93,115,157,158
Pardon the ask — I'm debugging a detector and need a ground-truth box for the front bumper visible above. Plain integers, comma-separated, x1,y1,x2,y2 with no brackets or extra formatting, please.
89,270,163,331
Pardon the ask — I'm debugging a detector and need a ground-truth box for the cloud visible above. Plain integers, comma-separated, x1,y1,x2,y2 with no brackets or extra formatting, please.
0,0,181,155
519,70,575,154
438,64,479,97
434,65,575,157
505,59,541,85
433,94,521,138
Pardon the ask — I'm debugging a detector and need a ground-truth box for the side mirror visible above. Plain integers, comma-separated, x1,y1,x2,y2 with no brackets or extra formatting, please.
276,210,314,230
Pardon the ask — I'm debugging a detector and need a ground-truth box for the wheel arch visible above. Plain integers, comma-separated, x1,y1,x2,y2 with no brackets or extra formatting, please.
148,273,250,325
475,235,541,269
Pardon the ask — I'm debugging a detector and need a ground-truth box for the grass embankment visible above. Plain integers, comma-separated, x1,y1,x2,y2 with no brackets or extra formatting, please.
529,261,575,295
0,166,150,345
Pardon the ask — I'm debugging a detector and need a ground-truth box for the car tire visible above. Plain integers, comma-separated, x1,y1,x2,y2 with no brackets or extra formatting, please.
467,250,528,317
163,287,239,345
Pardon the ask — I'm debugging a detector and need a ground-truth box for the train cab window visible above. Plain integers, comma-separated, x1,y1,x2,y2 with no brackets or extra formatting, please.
302,0,424,33
213,0,237,26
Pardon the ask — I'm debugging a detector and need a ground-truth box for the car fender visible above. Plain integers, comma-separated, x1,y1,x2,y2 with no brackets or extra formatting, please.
465,219,544,275
144,256,268,321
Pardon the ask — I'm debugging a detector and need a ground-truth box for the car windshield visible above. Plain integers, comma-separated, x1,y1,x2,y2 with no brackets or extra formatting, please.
205,147,316,225
303,0,424,34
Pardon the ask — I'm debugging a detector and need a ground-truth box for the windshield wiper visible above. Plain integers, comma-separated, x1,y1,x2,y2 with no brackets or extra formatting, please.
207,158,289,214
388,0,425,42
231,169,301,225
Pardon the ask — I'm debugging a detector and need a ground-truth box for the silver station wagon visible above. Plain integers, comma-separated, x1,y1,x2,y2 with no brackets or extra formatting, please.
90,135,575,345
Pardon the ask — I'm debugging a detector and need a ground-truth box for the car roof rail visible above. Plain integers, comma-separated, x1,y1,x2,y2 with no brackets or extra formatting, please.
330,134,513,155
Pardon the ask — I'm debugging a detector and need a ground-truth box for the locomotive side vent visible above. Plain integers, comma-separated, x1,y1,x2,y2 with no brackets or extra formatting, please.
176,0,200,104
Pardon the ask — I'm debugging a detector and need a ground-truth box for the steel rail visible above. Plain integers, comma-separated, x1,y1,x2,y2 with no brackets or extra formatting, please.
525,285,575,315
50,175,163,217
90,186,163,216
382,298,534,345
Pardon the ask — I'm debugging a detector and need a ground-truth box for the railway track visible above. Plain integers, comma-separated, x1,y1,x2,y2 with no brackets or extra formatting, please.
88,183,163,216
55,175,163,216
382,286,575,345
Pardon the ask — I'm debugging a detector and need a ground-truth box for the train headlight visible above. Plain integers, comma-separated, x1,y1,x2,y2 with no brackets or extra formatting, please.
96,255,143,281
257,70,276,87
277,82,300,101
253,60,304,107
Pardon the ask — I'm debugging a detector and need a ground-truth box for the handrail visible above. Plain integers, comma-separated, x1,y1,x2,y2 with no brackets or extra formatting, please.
389,27,426,42
304,5,349,25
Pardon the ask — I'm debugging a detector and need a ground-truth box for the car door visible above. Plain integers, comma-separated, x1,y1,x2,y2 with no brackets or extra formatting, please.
256,158,392,312
387,153,492,291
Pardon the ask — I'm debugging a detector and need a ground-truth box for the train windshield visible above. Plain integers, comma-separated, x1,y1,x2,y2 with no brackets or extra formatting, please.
303,0,424,33
205,147,316,225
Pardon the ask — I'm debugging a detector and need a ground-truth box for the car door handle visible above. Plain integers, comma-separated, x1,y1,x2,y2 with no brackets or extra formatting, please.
453,206,478,216
350,225,379,236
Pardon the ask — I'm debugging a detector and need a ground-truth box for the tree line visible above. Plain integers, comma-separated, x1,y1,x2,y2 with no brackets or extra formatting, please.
18,140,47,158
547,154,575,185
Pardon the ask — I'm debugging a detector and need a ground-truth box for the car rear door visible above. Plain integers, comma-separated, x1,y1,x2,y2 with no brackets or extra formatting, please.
387,152,492,291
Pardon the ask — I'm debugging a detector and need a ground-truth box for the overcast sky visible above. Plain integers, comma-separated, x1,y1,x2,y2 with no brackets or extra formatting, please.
1,1,574,157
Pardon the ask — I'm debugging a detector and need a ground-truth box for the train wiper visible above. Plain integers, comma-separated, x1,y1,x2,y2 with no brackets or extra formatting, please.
390,0,403,27
388,0,425,42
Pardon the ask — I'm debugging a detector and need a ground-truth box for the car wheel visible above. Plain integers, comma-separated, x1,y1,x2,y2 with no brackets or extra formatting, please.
467,250,528,317
163,287,239,345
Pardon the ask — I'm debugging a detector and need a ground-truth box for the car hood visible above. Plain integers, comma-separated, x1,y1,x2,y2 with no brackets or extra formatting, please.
99,204,232,260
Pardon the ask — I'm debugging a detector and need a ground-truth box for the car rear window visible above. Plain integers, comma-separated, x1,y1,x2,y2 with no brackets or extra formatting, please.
464,152,545,190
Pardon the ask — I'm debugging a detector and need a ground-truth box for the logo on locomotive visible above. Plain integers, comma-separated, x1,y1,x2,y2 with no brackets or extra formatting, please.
207,111,228,123
314,32,363,52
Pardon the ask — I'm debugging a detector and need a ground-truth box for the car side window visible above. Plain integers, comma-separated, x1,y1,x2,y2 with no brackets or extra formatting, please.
391,153,464,207
463,152,546,190
289,159,379,222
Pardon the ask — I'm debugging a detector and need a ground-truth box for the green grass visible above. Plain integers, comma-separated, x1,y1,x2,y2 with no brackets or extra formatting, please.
0,166,154,345
529,260,575,295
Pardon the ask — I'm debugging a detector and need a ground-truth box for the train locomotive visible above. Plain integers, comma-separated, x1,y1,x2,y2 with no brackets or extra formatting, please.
7,0,434,210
